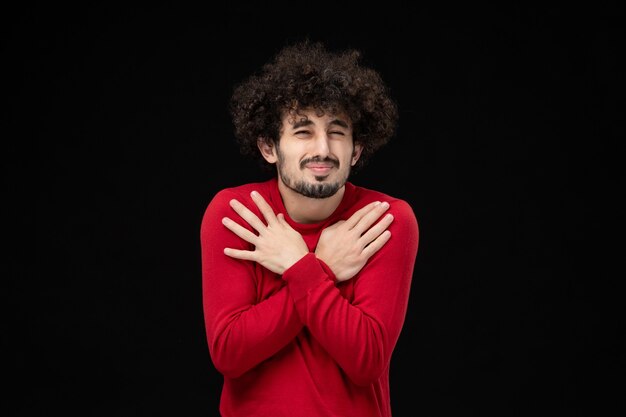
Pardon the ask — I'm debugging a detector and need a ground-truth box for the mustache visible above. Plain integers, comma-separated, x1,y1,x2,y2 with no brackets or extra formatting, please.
300,156,340,169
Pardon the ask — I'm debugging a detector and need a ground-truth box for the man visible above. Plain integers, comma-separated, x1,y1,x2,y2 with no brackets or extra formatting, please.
200,40,419,417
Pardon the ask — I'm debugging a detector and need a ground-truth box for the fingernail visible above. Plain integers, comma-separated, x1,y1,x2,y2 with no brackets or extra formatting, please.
251,190,258,197
381,202,390,209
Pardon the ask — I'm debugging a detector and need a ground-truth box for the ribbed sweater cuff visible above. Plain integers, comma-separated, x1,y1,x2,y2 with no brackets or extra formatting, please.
282,253,328,300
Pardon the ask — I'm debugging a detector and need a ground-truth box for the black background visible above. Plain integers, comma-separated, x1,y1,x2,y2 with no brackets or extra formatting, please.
5,3,623,416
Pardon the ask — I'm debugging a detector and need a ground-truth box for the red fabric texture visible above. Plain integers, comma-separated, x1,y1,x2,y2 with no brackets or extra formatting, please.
201,178,419,417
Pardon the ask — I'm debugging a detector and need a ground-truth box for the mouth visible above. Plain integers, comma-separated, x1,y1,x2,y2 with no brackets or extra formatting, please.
301,157,339,175
304,163,335,175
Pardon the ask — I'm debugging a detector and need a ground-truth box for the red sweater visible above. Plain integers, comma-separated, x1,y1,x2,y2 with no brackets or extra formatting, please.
200,178,419,417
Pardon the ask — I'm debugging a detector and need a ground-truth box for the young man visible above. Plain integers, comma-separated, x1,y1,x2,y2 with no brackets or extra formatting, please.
200,40,419,417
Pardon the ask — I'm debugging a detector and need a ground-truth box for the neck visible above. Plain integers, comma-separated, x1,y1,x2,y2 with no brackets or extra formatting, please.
277,180,345,224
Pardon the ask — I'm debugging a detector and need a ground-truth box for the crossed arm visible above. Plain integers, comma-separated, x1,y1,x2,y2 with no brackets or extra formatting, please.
203,189,417,383
221,190,394,281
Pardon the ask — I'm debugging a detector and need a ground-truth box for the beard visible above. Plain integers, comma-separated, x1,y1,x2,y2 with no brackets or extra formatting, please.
281,175,342,199
275,150,349,199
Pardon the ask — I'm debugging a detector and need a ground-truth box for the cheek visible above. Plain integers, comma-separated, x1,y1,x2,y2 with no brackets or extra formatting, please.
276,151,298,171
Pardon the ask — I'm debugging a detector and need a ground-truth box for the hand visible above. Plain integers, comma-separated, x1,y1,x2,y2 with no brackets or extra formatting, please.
221,191,309,275
315,201,393,282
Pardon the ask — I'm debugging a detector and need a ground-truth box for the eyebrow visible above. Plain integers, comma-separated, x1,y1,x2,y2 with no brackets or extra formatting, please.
291,118,350,130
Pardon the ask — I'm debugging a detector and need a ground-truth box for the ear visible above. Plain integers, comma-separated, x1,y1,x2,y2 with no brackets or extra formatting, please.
257,137,278,163
351,143,364,166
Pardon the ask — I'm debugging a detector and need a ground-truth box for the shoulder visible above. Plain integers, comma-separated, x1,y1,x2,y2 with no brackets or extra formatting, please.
349,183,420,254
349,183,418,225
349,183,419,247
201,180,272,224
208,180,271,206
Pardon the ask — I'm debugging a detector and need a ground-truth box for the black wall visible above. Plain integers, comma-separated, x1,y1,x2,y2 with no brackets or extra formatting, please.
5,3,623,416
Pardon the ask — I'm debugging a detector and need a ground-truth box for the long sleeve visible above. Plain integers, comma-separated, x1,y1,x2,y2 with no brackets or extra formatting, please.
200,189,304,378
282,199,419,386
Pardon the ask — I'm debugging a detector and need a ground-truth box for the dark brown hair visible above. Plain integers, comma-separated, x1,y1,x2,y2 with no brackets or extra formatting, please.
229,40,398,172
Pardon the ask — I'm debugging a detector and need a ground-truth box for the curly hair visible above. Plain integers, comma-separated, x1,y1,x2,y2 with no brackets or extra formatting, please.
229,40,398,172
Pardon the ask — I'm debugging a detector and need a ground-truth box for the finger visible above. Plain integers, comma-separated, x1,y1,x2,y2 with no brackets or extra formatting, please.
224,247,258,261
359,213,394,245
229,199,267,231
344,201,381,229
362,230,392,258
222,216,259,244
353,202,390,235
251,191,279,226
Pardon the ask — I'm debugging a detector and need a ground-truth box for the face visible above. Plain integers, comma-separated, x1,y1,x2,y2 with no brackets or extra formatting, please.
260,109,362,199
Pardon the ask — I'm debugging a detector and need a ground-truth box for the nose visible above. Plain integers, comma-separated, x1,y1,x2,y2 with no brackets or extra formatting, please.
311,133,330,157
